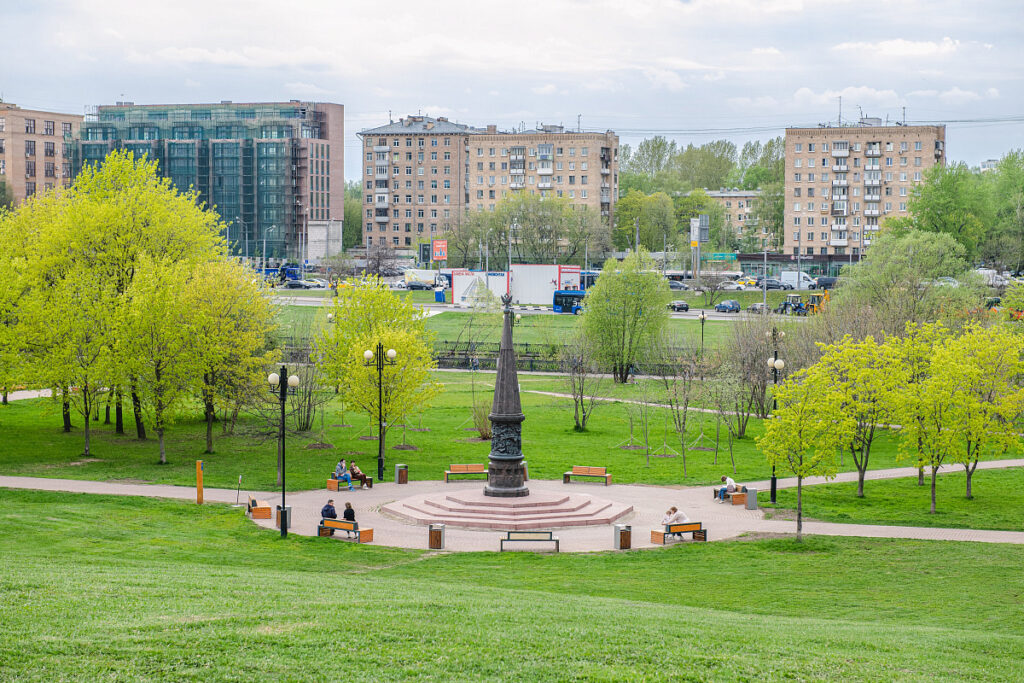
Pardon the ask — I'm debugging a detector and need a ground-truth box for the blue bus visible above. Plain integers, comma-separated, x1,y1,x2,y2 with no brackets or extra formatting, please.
553,290,586,314
580,270,599,290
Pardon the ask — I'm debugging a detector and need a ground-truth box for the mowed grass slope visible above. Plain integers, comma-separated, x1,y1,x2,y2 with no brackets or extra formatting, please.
2,489,1023,681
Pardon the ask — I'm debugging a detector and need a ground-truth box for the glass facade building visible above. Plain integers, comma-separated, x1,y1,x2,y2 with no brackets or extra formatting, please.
74,101,344,260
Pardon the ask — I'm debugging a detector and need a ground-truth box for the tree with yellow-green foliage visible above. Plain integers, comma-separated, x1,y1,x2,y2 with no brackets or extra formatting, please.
758,367,847,541
315,277,439,466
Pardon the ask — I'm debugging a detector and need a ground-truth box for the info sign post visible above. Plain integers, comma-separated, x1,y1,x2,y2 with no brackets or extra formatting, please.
431,239,448,262
690,214,710,280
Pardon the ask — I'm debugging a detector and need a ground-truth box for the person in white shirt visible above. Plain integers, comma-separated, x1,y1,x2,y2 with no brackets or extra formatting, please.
661,506,690,525
716,476,737,502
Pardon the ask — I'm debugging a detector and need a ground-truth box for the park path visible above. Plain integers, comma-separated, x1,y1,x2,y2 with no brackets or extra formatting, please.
3,457,1023,551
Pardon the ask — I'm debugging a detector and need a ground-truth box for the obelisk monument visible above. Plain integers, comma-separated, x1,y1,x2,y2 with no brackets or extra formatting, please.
483,294,529,497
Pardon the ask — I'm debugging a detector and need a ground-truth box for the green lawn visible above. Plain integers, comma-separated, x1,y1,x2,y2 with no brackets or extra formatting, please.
5,372,1021,493
762,467,1024,531
1,489,1022,681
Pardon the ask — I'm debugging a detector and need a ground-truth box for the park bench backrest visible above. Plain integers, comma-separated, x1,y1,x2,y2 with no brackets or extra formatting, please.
451,464,486,473
667,523,702,534
322,519,357,532
571,466,606,476
506,531,554,541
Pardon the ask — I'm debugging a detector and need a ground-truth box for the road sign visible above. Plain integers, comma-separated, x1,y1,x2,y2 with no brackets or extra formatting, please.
708,253,737,261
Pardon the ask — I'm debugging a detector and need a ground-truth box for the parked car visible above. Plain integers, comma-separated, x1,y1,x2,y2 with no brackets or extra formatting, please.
715,299,741,313
721,281,746,291
668,280,690,291
811,276,838,290
762,278,792,291
307,278,328,289
406,281,433,290
283,280,314,289
736,276,759,287
667,300,690,312
747,302,769,314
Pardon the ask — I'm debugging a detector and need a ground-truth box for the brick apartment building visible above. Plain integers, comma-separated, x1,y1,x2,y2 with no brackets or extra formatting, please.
0,103,82,204
784,119,945,258
700,188,765,248
357,116,618,250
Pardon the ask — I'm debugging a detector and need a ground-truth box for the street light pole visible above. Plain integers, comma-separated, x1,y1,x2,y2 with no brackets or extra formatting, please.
364,343,397,482
268,366,299,538
766,327,786,503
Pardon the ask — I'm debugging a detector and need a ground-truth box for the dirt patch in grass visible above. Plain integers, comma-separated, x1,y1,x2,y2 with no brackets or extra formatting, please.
105,478,154,484
304,443,334,450
459,438,490,444
762,508,823,523
357,435,379,441
392,445,419,451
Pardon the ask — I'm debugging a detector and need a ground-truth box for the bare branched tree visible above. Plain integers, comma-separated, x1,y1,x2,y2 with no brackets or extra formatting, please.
697,273,731,307
560,332,605,432
645,331,701,477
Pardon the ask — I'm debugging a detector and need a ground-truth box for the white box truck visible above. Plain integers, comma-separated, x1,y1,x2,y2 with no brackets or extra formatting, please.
780,270,816,290
509,264,581,305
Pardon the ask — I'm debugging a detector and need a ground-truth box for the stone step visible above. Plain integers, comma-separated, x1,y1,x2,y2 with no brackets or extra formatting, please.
445,493,571,508
423,496,594,515
405,500,613,521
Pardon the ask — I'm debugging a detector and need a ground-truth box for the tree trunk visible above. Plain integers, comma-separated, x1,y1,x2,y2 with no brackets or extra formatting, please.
796,476,803,542
917,466,924,486
930,466,938,514
115,390,124,435
857,467,866,498
2,388,7,405
204,388,215,454
157,427,166,465
131,387,146,440
155,400,166,465
104,398,111,425
62,394,72,433
965,462,976,500
83,400,91,456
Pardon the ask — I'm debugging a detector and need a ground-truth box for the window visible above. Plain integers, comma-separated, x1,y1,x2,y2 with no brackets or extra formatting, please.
900,202,907,211
808,188,815,197
25,118,36,134
793,173,802,182
25,161,35,177
807,232,814,241
900,141,908,152
915,141,923,151
795,143,802,152
0,117,5,132
820,232,828,241
794,159,802,168
807,143,815,152
793,189,801,197
25,140,35,156
914,157,922,166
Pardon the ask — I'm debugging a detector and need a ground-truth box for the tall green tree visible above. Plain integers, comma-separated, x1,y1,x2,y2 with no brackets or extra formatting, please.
343,180,363,251
581,249,670,383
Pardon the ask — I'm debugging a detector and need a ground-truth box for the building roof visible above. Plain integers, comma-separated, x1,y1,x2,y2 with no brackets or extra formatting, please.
359,115,482,136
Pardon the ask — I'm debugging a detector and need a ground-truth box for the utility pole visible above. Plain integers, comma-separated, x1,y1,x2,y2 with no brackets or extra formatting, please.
763,247,767,307
634,216,639,252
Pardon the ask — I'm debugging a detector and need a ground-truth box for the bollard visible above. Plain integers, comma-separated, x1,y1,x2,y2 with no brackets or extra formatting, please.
196,460,204,505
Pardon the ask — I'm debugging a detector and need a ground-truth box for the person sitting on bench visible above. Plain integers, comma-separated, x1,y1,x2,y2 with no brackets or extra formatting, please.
717,476,737,502
333,459,354,490
350,462,370,489
342,502,356,537
321,499,338,535
661,506,690,525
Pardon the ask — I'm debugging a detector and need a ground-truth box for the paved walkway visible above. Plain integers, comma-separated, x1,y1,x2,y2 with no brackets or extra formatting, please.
3,458,1023,552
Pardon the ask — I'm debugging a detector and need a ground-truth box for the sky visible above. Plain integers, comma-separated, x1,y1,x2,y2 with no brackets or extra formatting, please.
4,0,1023,181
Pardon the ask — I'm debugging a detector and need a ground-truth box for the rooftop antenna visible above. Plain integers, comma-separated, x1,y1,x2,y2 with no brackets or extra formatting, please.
857,105,864,121
902,106,906,125
577,114,581,132
838,95,842,126
388,109,392,123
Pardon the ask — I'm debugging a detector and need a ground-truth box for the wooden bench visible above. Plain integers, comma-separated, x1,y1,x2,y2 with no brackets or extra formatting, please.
500,530,559,553
247,497,272,520
445,463,488,482
326,477,355,491
563,465,611,486
318,518,374,543
726,490,747,506
651,522,707,544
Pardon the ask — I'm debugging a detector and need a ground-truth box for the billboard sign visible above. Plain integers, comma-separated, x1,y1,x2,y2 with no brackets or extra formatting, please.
431,239,448,261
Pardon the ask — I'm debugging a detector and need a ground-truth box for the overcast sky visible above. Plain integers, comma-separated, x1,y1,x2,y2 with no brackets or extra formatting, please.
5,0,1022,179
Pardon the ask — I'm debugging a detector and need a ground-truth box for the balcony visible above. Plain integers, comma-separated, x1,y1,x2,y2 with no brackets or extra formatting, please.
865,148,882,157
864,208,880,217
820,205,830,213
510,154,525,161
832,178,848,187
375,196,389,207
374,168,389,179
832,164,848,172
373,145,390,152
538,167,553,175
538,153,553,161
831,223,847,231
510,182,525,189
864,178,881,188
864,164,881,172
601,210,610,217
601,167,611,175
863,238,872,246
374,214,389,223
538,181,552,189
830,238,849,247
600,193,611,202
831,148,849,158
831,204,848,216
864,193,880,202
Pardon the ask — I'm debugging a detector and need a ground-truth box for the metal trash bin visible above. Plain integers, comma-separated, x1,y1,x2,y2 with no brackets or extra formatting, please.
395,463,408,485
276,505,292,530
614,524,632,550
745,488,758,510
428,523,445,549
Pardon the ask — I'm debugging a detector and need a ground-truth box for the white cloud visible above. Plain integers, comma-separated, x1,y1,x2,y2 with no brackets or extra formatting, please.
938,87,981,104
532,84,558,95
728,95,780,108
642,68,687,92
832,36,960,57
285,82,331,96
986,87,1000,98
751,47,781,56
792,86,900,108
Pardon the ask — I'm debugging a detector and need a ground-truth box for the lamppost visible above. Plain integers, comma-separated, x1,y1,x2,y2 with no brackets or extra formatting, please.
363,343,397,482
235,216,250,264
267,367,299,538
697,310,707,380
766,327,786,503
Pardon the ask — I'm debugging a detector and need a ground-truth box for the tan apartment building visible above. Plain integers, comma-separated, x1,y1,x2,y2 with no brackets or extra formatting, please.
467,125,618,222
784,120,945,258
0,103,82,204
357,116,618,249
701,188,765,248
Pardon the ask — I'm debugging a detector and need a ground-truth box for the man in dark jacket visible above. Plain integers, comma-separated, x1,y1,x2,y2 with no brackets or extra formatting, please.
321,499,338,535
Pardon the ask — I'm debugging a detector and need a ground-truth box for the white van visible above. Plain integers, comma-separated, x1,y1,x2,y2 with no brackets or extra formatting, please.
780,270,816,290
